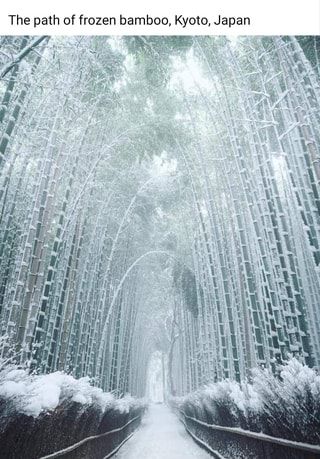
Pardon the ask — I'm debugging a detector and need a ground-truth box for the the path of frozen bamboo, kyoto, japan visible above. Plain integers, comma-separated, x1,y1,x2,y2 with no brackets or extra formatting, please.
0,36,320,459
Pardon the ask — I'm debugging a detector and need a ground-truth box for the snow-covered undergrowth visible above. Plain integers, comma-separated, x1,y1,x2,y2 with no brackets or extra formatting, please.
0,363,145,417
173,358,320,445
0,361,147,458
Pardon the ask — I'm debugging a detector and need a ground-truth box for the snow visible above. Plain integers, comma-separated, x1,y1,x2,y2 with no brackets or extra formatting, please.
252,357,320,405
0,365,143,417
174,358,320,444
115,403,212,459
176,358,320,423
175,377,262,421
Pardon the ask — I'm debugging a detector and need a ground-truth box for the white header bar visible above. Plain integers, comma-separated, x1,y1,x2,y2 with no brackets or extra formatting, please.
0,0,319,35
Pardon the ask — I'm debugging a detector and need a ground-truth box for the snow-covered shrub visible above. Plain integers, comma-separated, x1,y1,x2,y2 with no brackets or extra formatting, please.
0,363,147,458
174,378,262,430
3,367,145,416
252,358,320,443
174,358,320,444
0,365,143,417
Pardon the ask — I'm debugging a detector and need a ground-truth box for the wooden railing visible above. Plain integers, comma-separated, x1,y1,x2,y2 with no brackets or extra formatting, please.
40,414,141,459
180,410,320,459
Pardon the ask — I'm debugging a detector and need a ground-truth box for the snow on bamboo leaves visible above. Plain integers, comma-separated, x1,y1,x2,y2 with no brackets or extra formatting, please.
0,36,319,401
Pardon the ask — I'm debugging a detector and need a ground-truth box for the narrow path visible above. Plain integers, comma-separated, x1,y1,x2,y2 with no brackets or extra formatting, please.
115,403,212,459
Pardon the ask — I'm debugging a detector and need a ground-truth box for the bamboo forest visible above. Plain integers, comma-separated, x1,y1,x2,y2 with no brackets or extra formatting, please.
0,36,320,459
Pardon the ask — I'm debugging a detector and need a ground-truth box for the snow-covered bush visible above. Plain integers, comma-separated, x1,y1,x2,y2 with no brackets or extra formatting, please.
0,363,145,417
0,362,147,458
252,358,320,443
174,358,320,444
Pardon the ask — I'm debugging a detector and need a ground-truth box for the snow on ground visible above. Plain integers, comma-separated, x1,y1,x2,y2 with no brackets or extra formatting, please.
115,403,211,459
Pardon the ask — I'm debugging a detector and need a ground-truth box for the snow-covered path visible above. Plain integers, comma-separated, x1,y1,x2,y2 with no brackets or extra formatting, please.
115,403,212,459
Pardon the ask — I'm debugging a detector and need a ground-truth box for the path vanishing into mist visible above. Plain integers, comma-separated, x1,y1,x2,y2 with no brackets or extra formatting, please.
115,404,212,459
